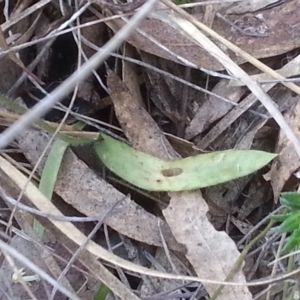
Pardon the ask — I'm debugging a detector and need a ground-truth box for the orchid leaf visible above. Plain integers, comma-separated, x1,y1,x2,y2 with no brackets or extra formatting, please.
94,134,276,191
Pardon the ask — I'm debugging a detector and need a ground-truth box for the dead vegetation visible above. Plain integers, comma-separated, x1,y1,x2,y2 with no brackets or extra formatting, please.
0,0,300,299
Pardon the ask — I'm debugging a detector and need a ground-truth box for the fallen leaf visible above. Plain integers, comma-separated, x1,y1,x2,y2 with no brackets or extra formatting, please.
164,191,251,297
195,76,300,150
106,69,179,157
185,79,244,140
270,102,300,202
122,43,145,108
103,0,300,70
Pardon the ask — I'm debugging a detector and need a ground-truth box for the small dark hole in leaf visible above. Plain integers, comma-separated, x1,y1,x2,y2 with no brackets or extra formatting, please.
161,168,183,177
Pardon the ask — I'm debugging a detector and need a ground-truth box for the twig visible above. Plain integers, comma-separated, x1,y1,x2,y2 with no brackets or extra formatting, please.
0,236,81,300
90,0,145,12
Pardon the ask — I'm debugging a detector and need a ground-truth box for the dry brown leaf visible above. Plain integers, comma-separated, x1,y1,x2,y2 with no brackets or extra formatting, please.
104,0,300,70
15,121,183,252
107,71,251,299
270,102,300,202
106,69,179,158
185,79,244,140
122,43,145,108
164,191,251,298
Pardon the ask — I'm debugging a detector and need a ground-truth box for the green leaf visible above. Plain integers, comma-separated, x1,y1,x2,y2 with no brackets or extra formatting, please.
281,228,300,255
270,212,292,223
280,192,300,210
94,134,277,191
94,284,110,300
34,138,70,237
34,122,86,237
39,139,69,199
279,212,300,233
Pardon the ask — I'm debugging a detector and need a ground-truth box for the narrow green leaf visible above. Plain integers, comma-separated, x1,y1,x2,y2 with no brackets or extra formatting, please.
34,122,85,236
280,192,300,210
270,212,292,223
39,139,69,199
279,212,300,233
94,134,277,191
34,139,69,236
281,228,300,255
94,284,110,300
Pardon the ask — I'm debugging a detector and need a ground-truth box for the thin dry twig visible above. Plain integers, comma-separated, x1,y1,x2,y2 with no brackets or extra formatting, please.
1,193,110,222
49,196,127,299
0,235,81,300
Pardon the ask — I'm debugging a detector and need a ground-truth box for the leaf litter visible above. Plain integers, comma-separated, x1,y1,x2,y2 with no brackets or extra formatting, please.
1,0,300,299
106,69,252,298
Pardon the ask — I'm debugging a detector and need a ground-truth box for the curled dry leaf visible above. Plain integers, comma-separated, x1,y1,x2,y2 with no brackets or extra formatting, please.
103,0,300,70
270,102,300,202
107,71,252,299
122,43,145,108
